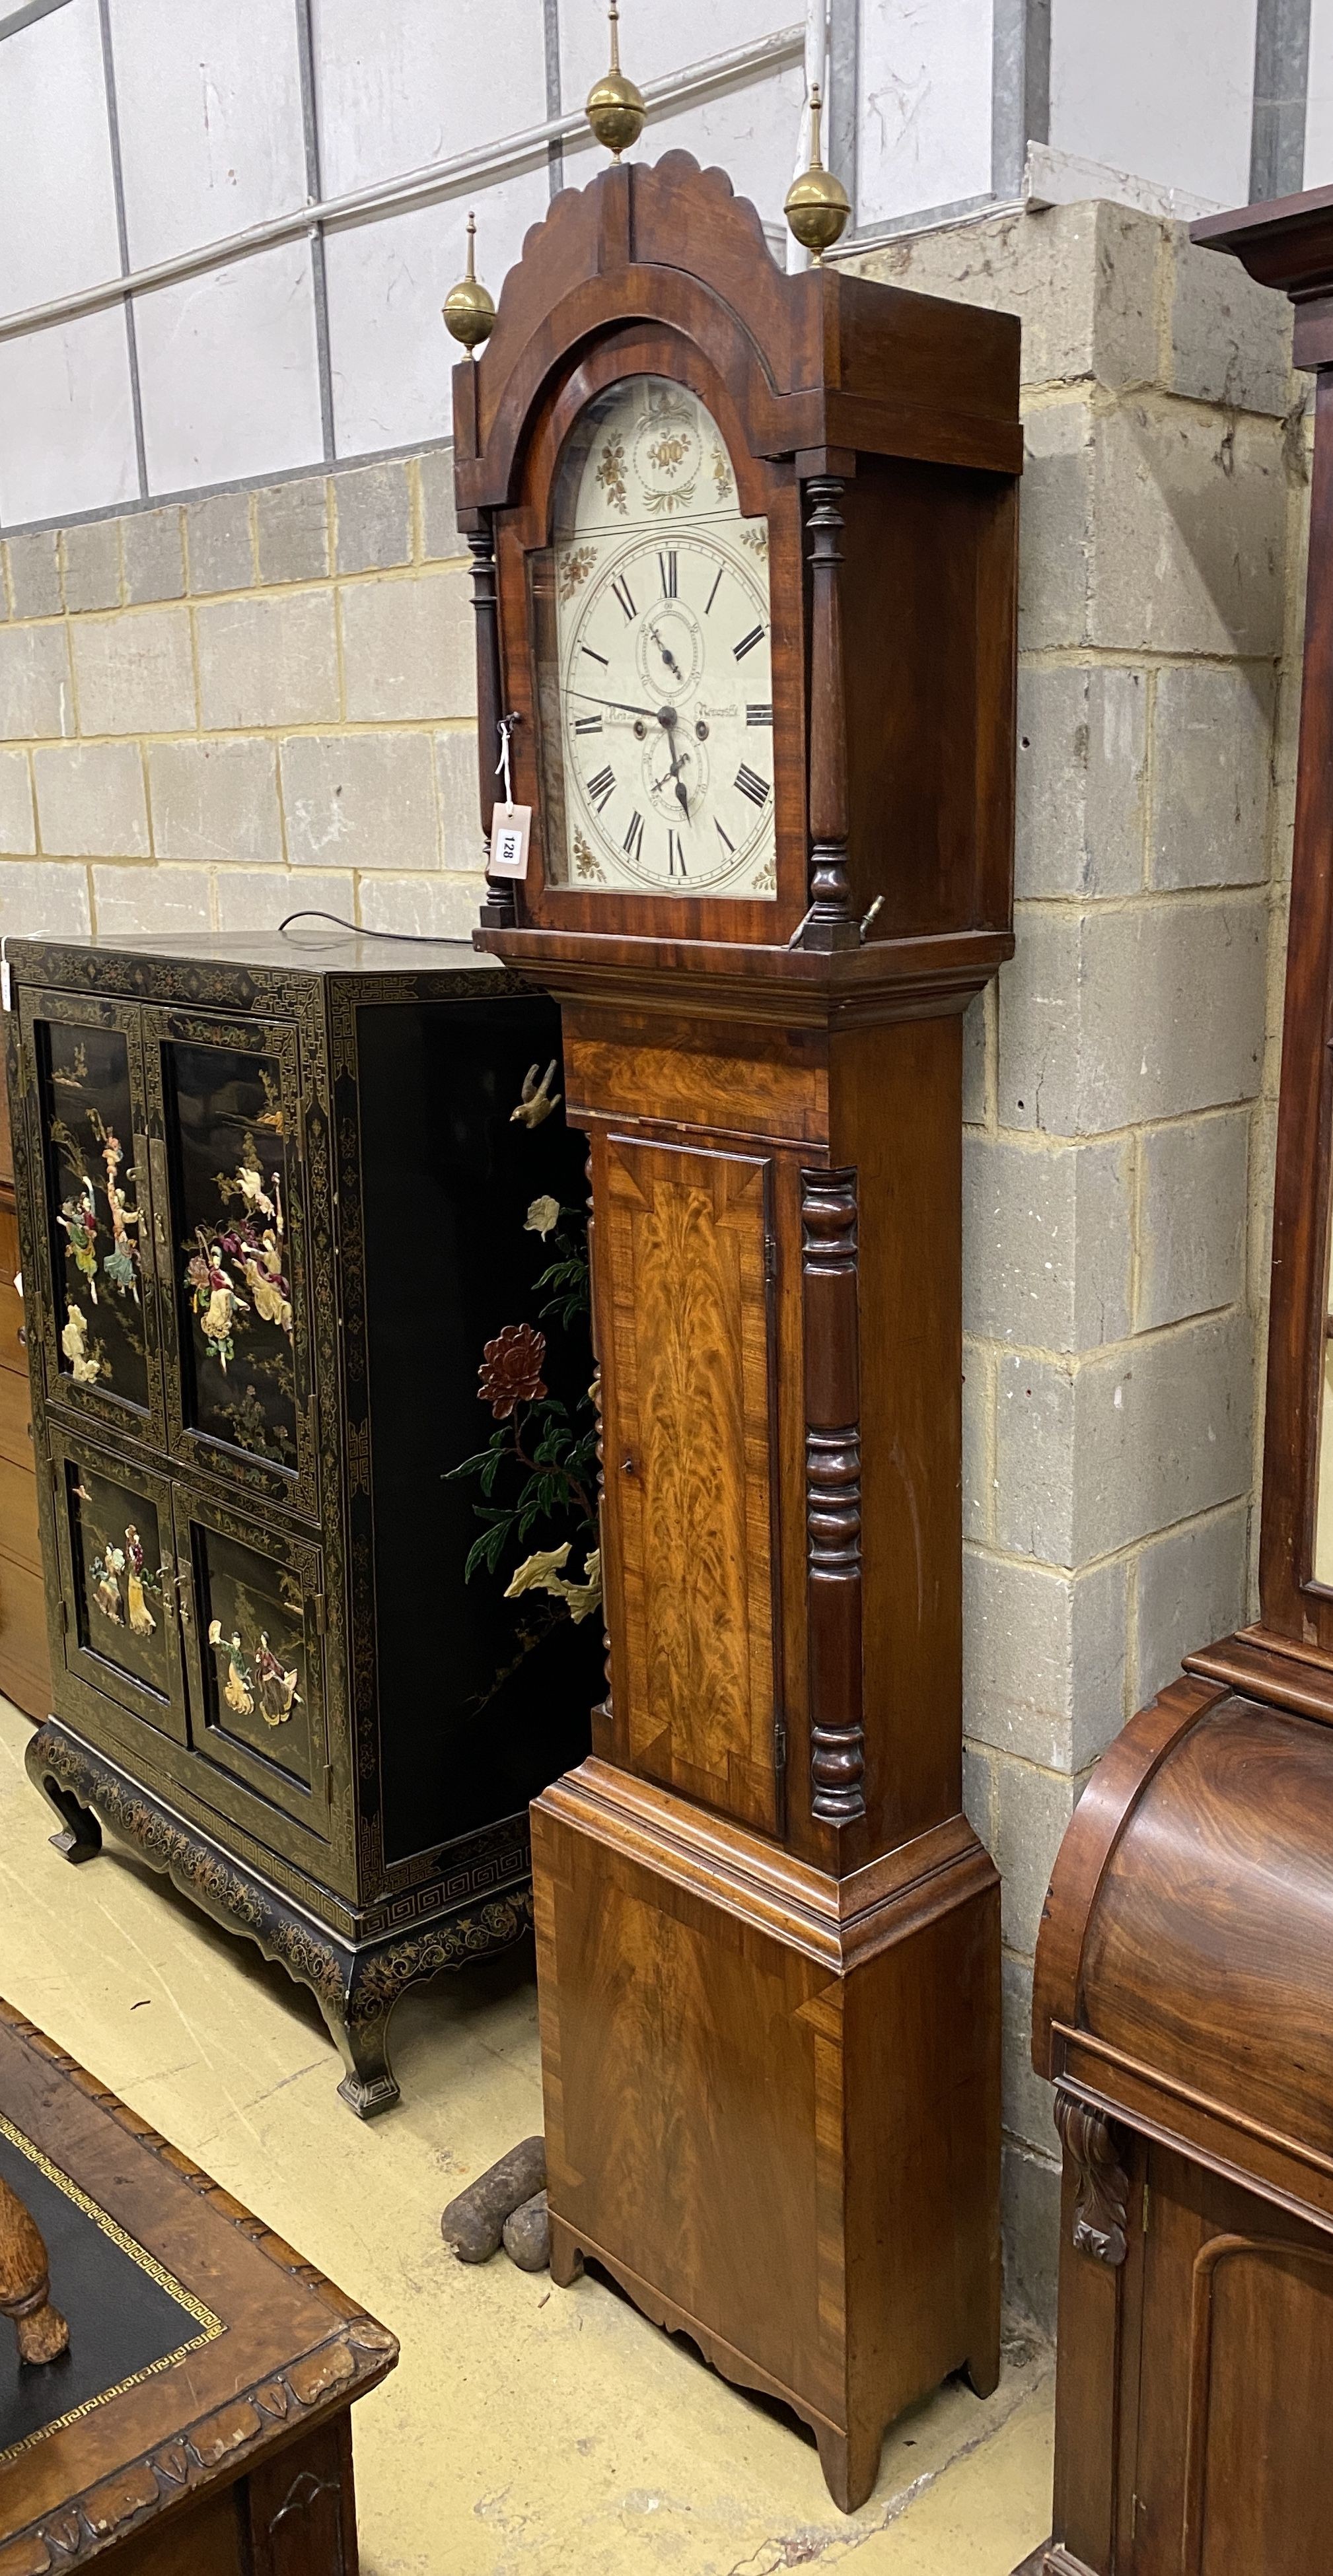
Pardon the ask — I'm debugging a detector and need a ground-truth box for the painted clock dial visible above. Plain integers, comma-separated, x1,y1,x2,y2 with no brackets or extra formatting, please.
535,377,776,899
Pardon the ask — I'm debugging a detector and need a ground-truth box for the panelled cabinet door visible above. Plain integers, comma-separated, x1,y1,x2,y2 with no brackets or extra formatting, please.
18,991,168,1451
46,1426,188,1743
141,1008,318,1518
173,1482,332,1855
601,1134,782,1836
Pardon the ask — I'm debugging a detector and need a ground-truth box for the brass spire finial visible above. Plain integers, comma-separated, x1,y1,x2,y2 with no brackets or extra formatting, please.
783,85,851,263
585,1,644,160
443,212,496,355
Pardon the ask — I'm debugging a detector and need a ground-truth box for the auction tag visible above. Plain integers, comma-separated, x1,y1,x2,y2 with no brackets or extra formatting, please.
489,803,532,879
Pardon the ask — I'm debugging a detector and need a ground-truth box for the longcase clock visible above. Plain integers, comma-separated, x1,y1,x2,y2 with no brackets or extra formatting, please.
452,145,1021,2511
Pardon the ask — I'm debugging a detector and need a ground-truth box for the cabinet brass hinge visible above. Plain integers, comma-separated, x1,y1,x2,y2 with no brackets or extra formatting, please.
764,1230,777,1288
56,1597,67,1634
1142,2180,1150,2237
311,1593,327,1634
774,1712,787,1770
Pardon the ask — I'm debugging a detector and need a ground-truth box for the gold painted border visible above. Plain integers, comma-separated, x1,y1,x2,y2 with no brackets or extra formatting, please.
0,2110,223,2468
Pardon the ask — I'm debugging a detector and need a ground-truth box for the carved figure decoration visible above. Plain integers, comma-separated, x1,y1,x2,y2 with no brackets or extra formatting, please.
184,1145,291,1372
43,1022,148,1407
207,1615,301,1728
510,1061,561,1127
0,2169,69,2365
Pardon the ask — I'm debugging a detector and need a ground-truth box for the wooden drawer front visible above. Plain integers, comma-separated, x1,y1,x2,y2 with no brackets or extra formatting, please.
0,1451,41,1577
0,1554,51,1718
0,1362,33,1470
0,1202,24,1374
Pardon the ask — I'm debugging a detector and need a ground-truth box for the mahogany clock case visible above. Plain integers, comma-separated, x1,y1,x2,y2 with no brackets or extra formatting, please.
7,930,600,2115
1030,184,1333,2576
456,155,1021,2511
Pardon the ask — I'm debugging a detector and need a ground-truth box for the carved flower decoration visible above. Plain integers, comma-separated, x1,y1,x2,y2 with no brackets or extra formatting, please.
524,1195,561,1240
478,1321,547,1418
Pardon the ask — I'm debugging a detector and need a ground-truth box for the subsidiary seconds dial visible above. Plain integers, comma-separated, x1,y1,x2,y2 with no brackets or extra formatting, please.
561,530,775,896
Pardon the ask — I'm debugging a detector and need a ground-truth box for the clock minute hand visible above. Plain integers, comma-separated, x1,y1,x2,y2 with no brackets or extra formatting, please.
567,687,670,722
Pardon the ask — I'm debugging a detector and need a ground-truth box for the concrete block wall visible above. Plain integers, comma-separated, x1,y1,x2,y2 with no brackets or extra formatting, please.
851,200,1307,2328
0,200,1309,2332
0,452,482,944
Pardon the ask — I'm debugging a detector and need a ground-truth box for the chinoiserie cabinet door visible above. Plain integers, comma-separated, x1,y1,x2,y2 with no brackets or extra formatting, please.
172,1482,332,1861
18,990,168,1452
141,1008,318,1518
44,1424,188,1745
600,1133,783,1836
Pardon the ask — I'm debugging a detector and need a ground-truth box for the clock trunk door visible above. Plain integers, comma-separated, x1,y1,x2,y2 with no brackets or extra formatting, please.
601,1134,782,1836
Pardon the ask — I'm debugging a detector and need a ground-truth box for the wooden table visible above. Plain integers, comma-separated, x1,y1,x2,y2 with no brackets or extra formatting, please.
0,2000,396,2573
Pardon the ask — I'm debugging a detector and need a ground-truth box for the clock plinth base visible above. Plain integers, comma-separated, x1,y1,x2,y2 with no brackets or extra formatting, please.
532,1758,1001,2515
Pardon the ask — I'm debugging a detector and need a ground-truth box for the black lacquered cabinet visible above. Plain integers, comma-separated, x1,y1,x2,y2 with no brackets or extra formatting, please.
10,930,599,2112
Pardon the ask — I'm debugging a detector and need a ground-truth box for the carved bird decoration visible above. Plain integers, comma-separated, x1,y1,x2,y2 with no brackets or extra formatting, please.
511,1061,561,1129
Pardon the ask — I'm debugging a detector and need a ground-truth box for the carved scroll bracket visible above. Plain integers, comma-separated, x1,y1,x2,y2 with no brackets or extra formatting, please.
1056,2092,1131,2267
799,476,858,954
468,516,517,931
801,1168,865,1823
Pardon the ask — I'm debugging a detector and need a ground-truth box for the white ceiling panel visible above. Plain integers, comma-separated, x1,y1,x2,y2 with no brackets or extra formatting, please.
0,306,138,523
110,0,308,267
1050,0,1258,209
857,0,995,227
312,0,547,199
135,240,324,493
557,0,784,102
324,167,550,459
0,0,121,312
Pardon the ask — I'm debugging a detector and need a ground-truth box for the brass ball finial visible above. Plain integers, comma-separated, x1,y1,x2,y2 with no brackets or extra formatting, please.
443,212,496,355
585,2,645,160
783,86,850,263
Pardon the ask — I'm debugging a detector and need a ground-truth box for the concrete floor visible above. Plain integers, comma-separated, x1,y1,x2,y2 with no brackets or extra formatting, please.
0,1698,1054,2573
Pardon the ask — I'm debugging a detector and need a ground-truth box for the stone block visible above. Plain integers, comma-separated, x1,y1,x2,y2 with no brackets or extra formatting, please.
1134,1500,1250,1708
1090,397,1286,657
962,987,988,1124
973,1743,1084,1956
334,462,412,574
1016,665,1146,898
0,626,73,740
964,1547,1128,1772
213,866,354,934
1137,1109,1248,1330
962,1341,992,1544
995,1311,1254,1569
0,857,89,936
964,1134,1133,1352
1017,401,1092,652
147,738,281,865
1149,664,1275,889
280,732,438,869
434,729,479,870
999,896,1266,1138
418,444,461,561
340,574,474,723
853,198,1159,395
122,507,186,605
357,874,484,940
1002,2140,1061,2336
0,752,35,854
1001,1951,1058,2161
71,606,195,736
196,593,338,730
5,531,61,619
184,490,254,595
255,476,330,586
1166,221,1293,417
34,742,149,858
92,863,211,937
61,520,120,613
